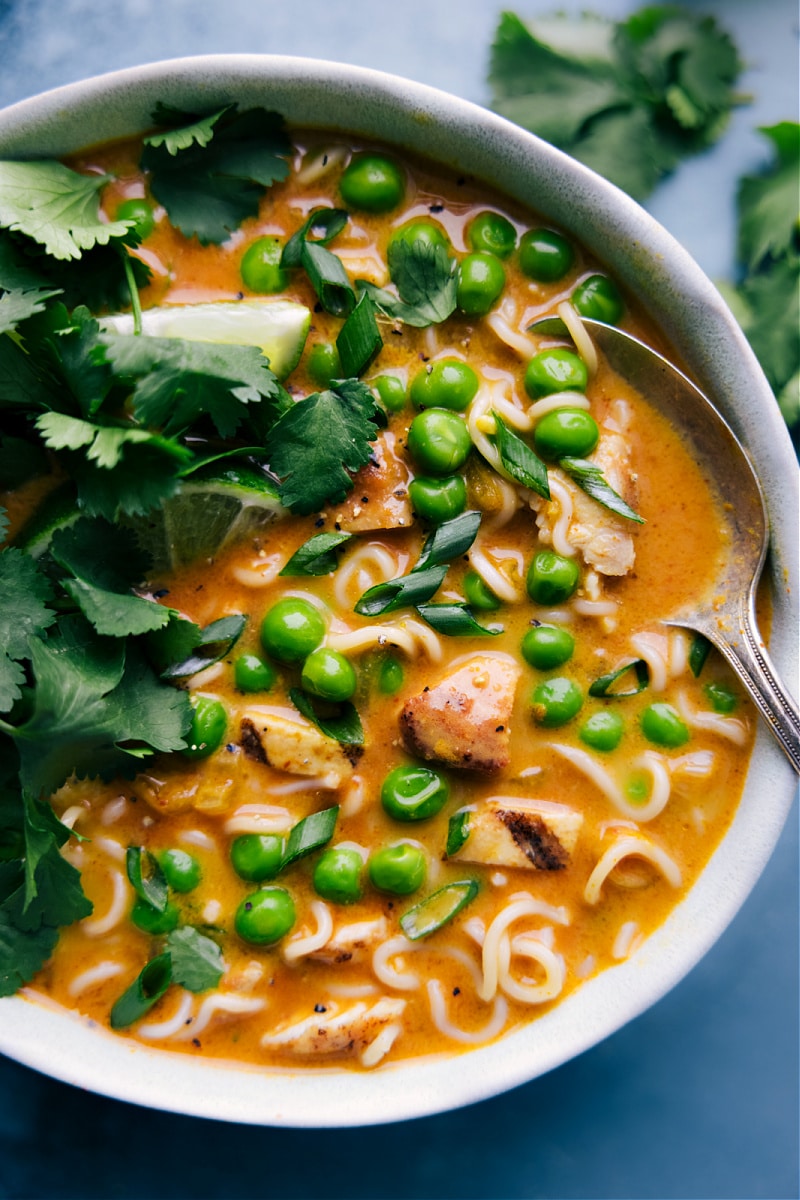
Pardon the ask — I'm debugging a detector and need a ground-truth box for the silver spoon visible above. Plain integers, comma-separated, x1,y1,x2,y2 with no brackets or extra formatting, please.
583,318,800,774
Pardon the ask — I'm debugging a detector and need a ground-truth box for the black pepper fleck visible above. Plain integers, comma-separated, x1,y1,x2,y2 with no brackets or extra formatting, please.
314,1003,327,1013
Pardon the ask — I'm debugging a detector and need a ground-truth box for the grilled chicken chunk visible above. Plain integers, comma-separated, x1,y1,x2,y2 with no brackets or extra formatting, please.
240,710,360,789
260,997,406,1057
400,655,521,773
450,797,583,871
332,431,413,533
310,917,389,964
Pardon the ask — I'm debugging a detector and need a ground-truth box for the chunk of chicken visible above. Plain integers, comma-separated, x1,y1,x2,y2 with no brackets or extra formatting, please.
309,916,389,964
260,997,406,1057
532,419,637,577
332,431,413,533
240,710,360,789
450,797,583,871
400,655,521,773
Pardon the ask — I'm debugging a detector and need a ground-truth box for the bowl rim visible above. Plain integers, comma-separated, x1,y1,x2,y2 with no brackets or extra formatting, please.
0,53,797,1129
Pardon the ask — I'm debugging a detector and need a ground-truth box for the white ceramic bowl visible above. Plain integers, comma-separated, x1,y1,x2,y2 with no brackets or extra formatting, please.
0,55,796,1128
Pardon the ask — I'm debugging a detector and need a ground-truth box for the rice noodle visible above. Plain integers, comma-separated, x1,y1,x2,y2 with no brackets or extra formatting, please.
202,899,222,923
283,901,334,963
179,829,217,851
584,835,682,905
223,804,292,836
479,896,569,1002
427,980,509,1044
486,311,538,358
372,935,421,991
230,553,284,588
333,544,403,609
94,836,126,862
528,392,592,422
676,689,749,744
340,775,366,817
100,796,127,826
468,546,525,603
556,300,598,375
59,805,87,831
612,921,643,960
176,993,266,1039
359,1021,403,1067
295,144,347,184
552,744,671,821
542,474,577,559
186,662,224,689
138,990,194,1040
630,632,669,692
497,932,566,1004
68,961,125,997
81,869,128,937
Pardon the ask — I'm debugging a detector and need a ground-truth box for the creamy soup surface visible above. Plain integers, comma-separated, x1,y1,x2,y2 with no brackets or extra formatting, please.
4,124,755,1070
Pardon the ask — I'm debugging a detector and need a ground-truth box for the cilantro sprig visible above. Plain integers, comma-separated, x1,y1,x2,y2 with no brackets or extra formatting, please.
489,8,744,200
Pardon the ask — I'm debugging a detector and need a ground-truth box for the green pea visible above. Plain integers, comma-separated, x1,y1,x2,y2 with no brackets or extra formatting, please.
524,349,589,400
409,474,467,524
521,623,575,669
240,236,289,294
131,898,180,935
235,887,296,945
532,677,583,727
261,598,326,664
457,252,506,316
159,848,202,893
571,274,624,324
579,710,625,752
407,409,472,475
381,765,449,822
378,655,404,695
534,409,599,460
340,153,405,213
518,228,574,282
313,847,364,904
526,550,580,605
410,359,479,412
368,844,427,895
307,341,341,388
467,211,517,259
116,197,155,240
230,834,284,882
234,653,276,694
373,374,407,413
640,703,690,748
463,570,501,611
183,696,227,760
389,220,449,258
301,646,357,702
704,681,737,714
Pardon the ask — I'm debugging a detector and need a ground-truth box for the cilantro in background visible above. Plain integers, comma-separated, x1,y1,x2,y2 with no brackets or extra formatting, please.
489,7,744,200
727,123,800,454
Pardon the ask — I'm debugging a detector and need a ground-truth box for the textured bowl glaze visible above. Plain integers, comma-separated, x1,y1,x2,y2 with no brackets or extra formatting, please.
0,56,796,1127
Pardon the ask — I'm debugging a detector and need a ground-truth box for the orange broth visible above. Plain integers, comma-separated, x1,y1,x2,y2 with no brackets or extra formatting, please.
16,129,754,1069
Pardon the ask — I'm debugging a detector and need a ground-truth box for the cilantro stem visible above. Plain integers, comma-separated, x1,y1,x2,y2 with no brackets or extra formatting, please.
120,249,143,336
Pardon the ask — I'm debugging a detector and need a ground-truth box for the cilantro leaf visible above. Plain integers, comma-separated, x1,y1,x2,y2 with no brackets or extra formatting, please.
0,436,48,489
0,285,61,335
384,238,457,326
737,123,800,271
489,8,744,200
0,891,59,996
145,103,231,154
166,925,225,993
0,160,132,260
264,379,382,515
142,105,292,245
99,333,284,438
19,792,91,925
0,548,56,711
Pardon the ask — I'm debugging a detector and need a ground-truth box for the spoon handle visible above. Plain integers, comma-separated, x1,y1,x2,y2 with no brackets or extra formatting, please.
686,615,800,775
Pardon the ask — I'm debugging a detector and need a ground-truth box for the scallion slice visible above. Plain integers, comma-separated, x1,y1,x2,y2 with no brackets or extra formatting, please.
354,562,448,617
491,412,550,499
560,457,645,523
415,602,500,637
400,879,479,941
126,846,168,912
588,658,649,697
336,291,383,378
289,688,364,745
160,613,247,679
280,531,352,577
689,633,711,677
445,811,471,857
281,805,339,872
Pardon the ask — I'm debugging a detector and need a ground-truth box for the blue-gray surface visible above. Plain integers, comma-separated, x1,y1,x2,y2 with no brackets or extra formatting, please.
0,2,797,1197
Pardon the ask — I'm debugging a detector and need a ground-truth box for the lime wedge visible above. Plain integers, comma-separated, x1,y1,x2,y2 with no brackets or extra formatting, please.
13,482,81,558
128,462,285,576
101,299,311,380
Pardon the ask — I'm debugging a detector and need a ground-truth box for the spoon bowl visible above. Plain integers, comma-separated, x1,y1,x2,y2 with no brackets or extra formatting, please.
585,318,800,772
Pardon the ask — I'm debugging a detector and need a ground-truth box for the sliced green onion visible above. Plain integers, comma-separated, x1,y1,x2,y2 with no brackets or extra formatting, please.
289,688,364,745
526,316,570,337
126,846,168,912
416,510,481,569
355,562,448,617
281,208,349,268
415,602,501,637
559,457,645,523
301,242,354,317
588,658,649,698
110,953,172,1029
491,412,550,499
281,805,340,872
336,291,383,378
160,613,247,679
400,879,479,940
446,811,471,857
689,633,711,677
280,531,352,577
